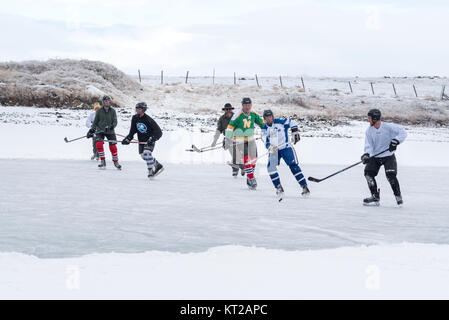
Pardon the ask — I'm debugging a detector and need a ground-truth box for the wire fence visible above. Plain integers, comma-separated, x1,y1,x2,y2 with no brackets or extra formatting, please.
132,70,449,101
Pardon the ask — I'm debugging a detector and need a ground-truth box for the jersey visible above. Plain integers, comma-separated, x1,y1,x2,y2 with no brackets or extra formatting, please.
225,110,264,140
262,118,298,150
364,122,407,158
126,114,163,143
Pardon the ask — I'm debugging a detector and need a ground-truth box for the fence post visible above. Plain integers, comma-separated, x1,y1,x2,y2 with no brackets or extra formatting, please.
255,74,260,87
138,70,142,83
441,85,446,100
234,72,237,85
279,76,283,88
413,84,418,97
161,70,164,85
348,81,353,94
301,77,305,90
370,82,375,95
213,69,215,85
185,71,189,84
392,83,397,96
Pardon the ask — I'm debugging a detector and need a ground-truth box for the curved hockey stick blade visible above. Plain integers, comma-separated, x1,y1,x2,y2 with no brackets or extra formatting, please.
307,177,322,183
64,137,69,143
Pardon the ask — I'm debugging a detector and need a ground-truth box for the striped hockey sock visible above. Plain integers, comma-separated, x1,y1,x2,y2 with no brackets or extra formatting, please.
96,141,105,160
268,170,281,188
141,150,156,169
290,164,307,187
109,144,118,162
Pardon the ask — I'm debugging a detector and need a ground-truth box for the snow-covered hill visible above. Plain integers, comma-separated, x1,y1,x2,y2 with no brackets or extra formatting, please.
0,59,142,108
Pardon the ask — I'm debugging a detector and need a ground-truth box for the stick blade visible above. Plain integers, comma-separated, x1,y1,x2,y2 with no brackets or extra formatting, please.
64,137,69,143
307,176,322,183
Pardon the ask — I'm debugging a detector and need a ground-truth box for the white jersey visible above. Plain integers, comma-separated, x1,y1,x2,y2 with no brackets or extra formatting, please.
86,111,96,128
364,122,407,158
262,118,298,150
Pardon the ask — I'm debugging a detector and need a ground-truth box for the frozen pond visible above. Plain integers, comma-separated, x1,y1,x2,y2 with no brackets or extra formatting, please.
1,160,448,258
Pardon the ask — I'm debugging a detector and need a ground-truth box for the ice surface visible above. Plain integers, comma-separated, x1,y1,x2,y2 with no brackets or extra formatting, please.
1,159,448,259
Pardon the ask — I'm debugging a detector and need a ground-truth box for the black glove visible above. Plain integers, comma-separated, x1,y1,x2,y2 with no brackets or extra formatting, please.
291,128,301,144
389,139,399,152
87,128,95,139
361,153,370,164
145,137,155,152
122,135,133,145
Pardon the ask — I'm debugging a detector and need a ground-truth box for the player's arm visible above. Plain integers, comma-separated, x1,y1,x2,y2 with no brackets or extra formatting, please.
255,113,265,128
261,125,270,149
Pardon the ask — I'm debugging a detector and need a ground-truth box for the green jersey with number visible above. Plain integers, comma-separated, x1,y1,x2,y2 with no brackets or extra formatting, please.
225,110,264,140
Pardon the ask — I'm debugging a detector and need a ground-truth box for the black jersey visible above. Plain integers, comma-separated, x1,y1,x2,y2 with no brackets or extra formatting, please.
126,114,163,143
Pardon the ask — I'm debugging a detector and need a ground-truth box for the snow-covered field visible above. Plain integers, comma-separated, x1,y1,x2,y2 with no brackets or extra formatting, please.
1,102,449,299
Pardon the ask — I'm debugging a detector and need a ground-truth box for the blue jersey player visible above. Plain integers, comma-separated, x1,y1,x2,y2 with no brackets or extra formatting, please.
261,110,310,200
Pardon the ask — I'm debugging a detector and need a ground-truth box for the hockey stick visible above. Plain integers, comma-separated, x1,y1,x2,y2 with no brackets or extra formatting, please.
99,140,148,145
64,135,87,143
116,133,139,143
307,148,390,183
186,137,263,153
247,142,290,165
186,144,223,153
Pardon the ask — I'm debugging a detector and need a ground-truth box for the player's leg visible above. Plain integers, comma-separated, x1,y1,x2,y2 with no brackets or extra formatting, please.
282,147,310,196
363,157,382,205
384,155,403,205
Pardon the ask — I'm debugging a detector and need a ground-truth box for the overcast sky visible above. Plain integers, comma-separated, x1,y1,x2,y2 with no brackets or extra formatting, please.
1,0,448,76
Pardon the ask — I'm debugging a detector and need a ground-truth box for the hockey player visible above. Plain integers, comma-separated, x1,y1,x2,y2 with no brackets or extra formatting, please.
262,110,310,199
225,98,264,190
121,102,164,178
211,103,244,177
86,102,101,160
361,109,407,206
87,95,122,170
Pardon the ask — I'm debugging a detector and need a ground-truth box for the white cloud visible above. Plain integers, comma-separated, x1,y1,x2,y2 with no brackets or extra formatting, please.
1,0,449,76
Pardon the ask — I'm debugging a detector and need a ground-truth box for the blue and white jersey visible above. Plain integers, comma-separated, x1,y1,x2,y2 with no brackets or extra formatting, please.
364,122,407,158
262,118,298,150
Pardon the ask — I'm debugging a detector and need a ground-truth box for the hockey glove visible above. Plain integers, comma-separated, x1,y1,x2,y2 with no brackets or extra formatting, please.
87,128,95,139
291,128,301,144
361,153,370,164
389,139,399,152
121,138,131,145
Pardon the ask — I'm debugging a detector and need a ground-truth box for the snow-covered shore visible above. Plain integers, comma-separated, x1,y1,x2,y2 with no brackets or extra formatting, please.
2,244,449,299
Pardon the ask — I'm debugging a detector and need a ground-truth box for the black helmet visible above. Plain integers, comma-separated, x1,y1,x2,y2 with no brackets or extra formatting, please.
367,109,381,121
222,103,234,111
102,95,111,102
136,102,148,112
242,97,252,105
263,109,274,119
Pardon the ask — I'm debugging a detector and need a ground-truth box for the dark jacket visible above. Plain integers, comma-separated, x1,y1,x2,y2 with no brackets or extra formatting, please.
91,107,118,133
126,114,162,143
217,113,233,134
212,113,233,146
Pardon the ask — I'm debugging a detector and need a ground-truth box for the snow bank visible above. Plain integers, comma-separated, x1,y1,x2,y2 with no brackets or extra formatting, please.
0,59,141,108
1,244,448,299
